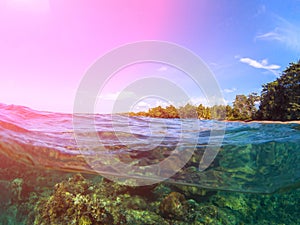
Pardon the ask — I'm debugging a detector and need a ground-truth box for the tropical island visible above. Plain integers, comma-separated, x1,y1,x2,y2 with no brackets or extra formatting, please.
129,61,300,122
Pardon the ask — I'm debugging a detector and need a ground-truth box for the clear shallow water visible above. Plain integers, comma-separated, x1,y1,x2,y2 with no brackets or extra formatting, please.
1,103,300,193
1,103,300,224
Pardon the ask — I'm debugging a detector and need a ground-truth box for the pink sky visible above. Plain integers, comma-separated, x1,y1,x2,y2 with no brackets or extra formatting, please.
2,1,285,114
0,0,188,112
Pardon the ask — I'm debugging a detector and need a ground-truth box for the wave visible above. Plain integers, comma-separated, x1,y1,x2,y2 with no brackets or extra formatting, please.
0,103,300,193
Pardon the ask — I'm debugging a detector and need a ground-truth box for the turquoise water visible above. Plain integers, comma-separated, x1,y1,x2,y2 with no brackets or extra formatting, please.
0,103,300,224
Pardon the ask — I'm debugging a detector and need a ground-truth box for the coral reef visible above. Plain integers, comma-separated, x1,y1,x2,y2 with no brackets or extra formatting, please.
30,174,206,224
32,174,125,225
10,178,23,202
1,152,300,225
159,192,188,220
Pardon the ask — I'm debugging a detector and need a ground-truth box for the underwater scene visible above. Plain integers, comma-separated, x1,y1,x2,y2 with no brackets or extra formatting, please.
0,103,300,225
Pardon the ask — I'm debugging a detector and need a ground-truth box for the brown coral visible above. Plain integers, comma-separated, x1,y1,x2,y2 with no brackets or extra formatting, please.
159,191,188,220
32,174,116,225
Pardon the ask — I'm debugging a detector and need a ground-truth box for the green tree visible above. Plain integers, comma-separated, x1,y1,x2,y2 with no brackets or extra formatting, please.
197,104,206,119
178,103,198,118
257,61,300,120
247,93,260,119
165,105,179,118
232,95,249,120
231,93,258,120
148,106,165,118
225,105,233,120
210,105,226,120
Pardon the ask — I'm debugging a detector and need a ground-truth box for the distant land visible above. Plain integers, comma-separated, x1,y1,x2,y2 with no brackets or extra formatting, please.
130,61,300,122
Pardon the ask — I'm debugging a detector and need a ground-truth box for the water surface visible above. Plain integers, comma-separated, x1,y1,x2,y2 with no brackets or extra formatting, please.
1,103,299,193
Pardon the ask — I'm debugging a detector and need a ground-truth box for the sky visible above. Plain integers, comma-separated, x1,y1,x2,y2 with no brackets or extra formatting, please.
0,0,300,113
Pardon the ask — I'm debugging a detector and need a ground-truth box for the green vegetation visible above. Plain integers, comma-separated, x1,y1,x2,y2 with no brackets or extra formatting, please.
257,61,300,121
129,94,258,121
231,93,260,120
130,61,300,121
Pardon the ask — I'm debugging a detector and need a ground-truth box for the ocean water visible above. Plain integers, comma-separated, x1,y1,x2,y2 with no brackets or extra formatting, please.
0,103,300,224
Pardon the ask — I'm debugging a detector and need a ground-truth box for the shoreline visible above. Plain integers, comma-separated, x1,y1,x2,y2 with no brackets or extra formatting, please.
129,114,300,124
223,120,300,124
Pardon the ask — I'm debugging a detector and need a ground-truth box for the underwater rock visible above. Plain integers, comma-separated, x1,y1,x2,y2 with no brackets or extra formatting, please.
193,205,224,225
171,184,214,201
123,195,148,210
126,209,169,225
0,180,11,208
153,184,172,199
32,174,122,225
159,192,188,220
212,192,249,216
11,178,23,202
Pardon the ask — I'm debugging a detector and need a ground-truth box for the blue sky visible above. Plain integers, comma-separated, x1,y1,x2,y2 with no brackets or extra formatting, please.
0,0,299,113
216,1,300,101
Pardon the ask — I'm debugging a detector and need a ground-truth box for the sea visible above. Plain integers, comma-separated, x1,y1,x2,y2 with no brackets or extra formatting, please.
0,103,299,225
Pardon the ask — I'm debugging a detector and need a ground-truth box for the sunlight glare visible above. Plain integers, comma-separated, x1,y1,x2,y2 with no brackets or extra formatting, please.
6,0,50,13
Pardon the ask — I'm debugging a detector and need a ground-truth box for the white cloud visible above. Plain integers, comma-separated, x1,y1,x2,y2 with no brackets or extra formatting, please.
189,96,208,106
131,99,174,112
239,57,280,75
131,101,152,112
185,96,226,106
255,16,300,52
158,66,168,72
223,88,237,93
256,30,284,42
240,58,280,70
98,91,136,101
154,100,171,108
136,101,149,107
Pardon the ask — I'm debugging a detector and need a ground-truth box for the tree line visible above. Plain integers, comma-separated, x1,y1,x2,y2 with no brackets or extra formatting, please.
129,61,300,121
